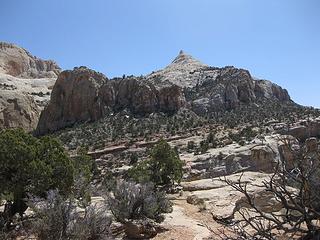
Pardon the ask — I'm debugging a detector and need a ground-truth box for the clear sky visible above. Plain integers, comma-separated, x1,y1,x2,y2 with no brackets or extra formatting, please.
1,0,319,107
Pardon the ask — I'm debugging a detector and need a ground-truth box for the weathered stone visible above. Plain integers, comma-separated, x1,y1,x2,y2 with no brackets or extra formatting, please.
124,220,158,239
305,137,318,152
0,42,60,78
36,67,186,134
280,119,320,140
0,42,59,131
36,67,107,134
186,195,203,205
250,145,276,173
0,91,39,132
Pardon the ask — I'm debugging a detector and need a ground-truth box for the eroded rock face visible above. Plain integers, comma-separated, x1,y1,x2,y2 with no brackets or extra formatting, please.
0,91,40,131
0,42,60,131
276,118,320,141
288,119,320,140
149,51,291,114
36,67,186,135
0,42,60,78
251,145,276,173
37,51,292,134
254,80,290,101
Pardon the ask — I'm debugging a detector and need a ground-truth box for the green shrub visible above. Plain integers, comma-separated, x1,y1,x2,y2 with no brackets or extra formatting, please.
206,132,218,148
199,140,209,154
0,129,74,218
30,190,111,240
128,139,183,186
72,147,96,206
108,181,172,224
127,160,152,184
187,141,195,151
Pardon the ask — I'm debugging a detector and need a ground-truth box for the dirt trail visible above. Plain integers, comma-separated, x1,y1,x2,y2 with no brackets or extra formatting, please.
155,199,224,240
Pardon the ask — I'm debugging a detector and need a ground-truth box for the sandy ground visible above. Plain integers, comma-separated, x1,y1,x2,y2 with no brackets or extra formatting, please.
155,199,226,240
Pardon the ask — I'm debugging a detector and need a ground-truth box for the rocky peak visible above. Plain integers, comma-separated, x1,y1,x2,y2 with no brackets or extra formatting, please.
147,51,208,88
0,42,61,78
36,50,293,134
171,50,204,66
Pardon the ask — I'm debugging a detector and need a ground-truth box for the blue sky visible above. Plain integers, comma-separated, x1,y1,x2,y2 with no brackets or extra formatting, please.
1,0,319,107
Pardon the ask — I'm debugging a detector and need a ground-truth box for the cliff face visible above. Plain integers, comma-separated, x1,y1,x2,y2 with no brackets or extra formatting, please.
0,42,60,131
36,51,291,135
0,42,60,78
36,67,186,134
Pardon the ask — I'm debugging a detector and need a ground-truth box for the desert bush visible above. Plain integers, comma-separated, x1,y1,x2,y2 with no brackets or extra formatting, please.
72,147,97,206
129,152,139,165
127,160,151,183
101,171,117,192
199,140,209,154
30,190,75,240
207,132,218,148
128,139,183,186
187,140,195,152
0,129,74,227
69,204,112,240
108,180,172,224
30,190,112,240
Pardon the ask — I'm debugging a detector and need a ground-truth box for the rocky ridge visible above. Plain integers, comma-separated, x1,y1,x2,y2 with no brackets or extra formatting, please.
0,42,60,78
36,50,291,134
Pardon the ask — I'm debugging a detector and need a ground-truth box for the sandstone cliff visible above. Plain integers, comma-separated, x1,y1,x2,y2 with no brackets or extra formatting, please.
0,42,60,131
36,51,292,134
36,67,186,134
0,42,60,78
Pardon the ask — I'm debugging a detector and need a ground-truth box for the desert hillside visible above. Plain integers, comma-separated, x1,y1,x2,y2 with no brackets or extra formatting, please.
1,42,320,240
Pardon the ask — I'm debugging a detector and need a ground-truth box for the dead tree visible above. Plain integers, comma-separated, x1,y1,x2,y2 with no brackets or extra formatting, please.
211,137,320,240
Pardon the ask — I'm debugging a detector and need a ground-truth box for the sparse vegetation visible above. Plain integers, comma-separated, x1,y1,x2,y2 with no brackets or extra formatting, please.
30,190,111,240
213,139,320,239
108,181,172,224
128,139,183,186
0,129,74,229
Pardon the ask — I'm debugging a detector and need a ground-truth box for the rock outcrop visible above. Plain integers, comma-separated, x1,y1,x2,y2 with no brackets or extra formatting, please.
275,118,320,141
36,67,186,134
0,42,60,131
0,92,40,131
36,50,292,134
148,51,291,114
0,42,60,78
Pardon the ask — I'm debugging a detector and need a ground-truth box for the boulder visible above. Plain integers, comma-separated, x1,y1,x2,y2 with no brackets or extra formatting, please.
305,137,318,152
186,195,203,205
250,145,276,173
124,220,158,239
0,91,40,131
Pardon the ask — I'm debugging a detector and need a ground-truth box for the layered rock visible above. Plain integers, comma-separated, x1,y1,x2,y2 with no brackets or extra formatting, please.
0,42,60,131
276,118,320,140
